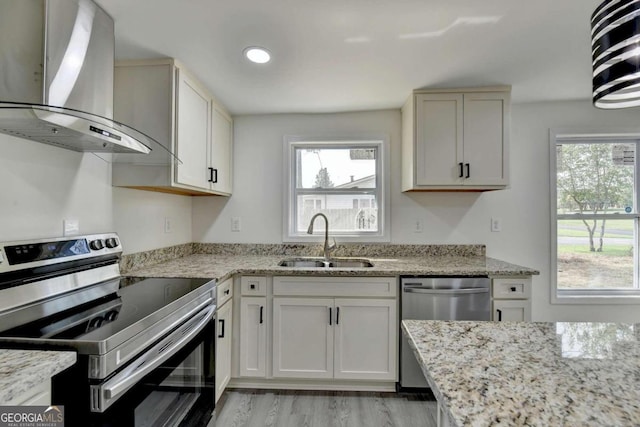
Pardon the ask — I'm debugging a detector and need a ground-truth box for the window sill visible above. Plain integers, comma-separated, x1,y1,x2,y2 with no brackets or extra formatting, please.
553,293,640,305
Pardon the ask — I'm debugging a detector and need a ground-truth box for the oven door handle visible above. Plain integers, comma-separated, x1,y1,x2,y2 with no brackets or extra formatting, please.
402,287,489,295
93,304,215,411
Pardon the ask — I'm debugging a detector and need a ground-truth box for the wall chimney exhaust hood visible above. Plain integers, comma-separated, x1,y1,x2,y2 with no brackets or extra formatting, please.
0,0,166,156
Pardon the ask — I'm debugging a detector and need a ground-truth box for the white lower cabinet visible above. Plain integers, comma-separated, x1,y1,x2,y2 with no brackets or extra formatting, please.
272,298,334,378
271,281,397,382
215,300,233,402
491,277,532,322
239,297,267,377
333,299,396,380
493,300,531,322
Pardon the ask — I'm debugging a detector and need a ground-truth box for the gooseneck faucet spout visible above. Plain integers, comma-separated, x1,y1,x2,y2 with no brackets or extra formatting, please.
307,213,336,261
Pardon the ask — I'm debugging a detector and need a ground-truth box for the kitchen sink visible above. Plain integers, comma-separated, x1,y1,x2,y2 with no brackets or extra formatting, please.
278,258,374,268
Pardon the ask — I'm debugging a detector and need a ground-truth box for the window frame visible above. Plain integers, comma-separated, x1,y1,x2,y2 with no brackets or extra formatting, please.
550,129,640,304
283,135,390,243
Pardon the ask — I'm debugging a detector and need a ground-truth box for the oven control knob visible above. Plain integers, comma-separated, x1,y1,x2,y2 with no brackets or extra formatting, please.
89,317,104,328
105,238,119,249
89,240,105,251
104,310,119,322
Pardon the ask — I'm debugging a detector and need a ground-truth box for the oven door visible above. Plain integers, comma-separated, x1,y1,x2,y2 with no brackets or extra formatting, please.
61,305,216,427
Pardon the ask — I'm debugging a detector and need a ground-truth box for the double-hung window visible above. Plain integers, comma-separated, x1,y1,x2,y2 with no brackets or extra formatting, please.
552,132,640,301
284,137,389,242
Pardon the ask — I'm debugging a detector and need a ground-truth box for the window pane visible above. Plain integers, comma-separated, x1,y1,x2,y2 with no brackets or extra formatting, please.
296,194,378,233
295,147,376,189
557,219,635,289
556,143,634,216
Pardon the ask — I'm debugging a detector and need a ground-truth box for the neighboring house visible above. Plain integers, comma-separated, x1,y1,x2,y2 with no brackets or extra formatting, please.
300,175,377,231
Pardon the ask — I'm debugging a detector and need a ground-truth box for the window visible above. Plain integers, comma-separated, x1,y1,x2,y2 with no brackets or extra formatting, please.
284,137,389,241
551,132,640,301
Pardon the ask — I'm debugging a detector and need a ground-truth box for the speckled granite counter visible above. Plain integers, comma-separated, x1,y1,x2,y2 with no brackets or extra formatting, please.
124,254,538,282
0,350,76,404
402,320,640,426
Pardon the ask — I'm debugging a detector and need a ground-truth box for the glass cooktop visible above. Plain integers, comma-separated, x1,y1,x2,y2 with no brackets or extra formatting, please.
0,277,212,342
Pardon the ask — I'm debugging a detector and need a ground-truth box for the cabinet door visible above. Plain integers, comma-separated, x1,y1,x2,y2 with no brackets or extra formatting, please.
415,93,463,186
334,299,397,380
462,92,509,186
493,300,531,322
175,68,211,190
272,298,334,379
210,103,233,194
239,297,267,377
215,301,232,402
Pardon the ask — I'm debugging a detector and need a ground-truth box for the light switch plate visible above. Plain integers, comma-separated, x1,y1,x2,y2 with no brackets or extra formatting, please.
491,217,502,232
231,217,241,232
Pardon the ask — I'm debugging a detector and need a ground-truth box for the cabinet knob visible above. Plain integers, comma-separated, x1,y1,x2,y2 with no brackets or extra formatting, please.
510,286,517,292
250,284,256,290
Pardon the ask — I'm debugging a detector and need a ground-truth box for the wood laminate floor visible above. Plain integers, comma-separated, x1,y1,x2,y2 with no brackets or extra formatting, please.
210,389,438,427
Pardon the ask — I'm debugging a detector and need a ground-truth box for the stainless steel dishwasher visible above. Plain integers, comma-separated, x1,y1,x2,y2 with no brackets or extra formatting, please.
400,276,491,389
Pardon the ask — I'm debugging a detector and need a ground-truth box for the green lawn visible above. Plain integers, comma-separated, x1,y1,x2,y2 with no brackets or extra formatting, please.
557,244,633,257
557,228,633,239
558,218,634,231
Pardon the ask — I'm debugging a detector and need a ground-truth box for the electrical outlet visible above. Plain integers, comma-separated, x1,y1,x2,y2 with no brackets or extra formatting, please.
164,217,173,234
63,219,79,236
413,219,423,233
491,217,502,232
231,217,241,232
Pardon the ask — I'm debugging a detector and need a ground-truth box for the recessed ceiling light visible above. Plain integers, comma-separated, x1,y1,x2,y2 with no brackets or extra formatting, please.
244,47,271,64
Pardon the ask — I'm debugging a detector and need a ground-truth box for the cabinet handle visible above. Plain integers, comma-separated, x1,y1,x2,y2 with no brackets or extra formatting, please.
465,163,470,179
510,286,517,292
224,289,230,295
259,306,264,324
329,307,332,325
497,309,502,321
208,168,218,183
458,162,464,178
218,319,225,338
336,307,340,325
250,284,256,290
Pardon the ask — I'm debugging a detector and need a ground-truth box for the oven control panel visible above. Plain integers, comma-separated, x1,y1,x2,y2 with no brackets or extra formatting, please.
0,233,122,274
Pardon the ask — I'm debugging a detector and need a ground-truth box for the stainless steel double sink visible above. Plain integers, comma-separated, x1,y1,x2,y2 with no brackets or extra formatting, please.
278,258,374,268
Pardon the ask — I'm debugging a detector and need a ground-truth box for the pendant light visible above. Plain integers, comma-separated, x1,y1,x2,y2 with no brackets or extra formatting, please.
592,0,640,108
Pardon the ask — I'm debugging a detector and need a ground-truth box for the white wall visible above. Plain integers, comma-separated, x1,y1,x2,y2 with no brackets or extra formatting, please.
0,133,192,254
192,105,640,323
0,134,113,241
113,188,192,254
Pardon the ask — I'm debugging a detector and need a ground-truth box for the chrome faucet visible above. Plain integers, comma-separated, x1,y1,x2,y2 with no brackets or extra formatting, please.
307,213,336,261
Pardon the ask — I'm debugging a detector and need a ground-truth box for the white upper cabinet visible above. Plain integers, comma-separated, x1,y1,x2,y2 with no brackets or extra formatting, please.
112,58,233,196
402,86,510,191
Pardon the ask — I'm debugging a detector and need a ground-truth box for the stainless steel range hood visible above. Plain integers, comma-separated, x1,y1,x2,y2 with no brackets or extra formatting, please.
0,0,158,155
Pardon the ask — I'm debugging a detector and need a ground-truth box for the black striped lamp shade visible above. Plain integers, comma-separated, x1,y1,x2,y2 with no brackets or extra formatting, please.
592,0,640,108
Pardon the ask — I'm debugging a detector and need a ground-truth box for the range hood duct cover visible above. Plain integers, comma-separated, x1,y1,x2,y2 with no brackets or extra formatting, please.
0,0,160,155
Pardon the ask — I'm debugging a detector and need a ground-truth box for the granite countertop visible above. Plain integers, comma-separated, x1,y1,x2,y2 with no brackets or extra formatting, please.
124,253,539,282
402,320,640,427
0,350,76,404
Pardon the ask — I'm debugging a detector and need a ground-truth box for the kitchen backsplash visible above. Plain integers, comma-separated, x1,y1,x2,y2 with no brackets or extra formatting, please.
120,242,486,274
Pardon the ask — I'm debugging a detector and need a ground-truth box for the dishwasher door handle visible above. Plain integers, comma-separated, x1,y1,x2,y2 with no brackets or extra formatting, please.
403,287,489,295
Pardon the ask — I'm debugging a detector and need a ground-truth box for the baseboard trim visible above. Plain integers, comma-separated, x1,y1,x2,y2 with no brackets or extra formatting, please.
228,378,396,392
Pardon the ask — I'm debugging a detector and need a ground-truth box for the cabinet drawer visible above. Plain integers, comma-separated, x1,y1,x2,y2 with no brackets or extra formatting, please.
492,277,531,299
217,277,233,307
273,276,397,297
241,276,267,296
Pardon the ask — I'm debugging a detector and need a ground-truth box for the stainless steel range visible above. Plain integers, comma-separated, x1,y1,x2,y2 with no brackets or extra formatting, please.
0,233,216,427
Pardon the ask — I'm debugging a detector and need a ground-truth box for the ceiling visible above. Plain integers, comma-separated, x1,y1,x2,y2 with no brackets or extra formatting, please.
96,0,602,115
